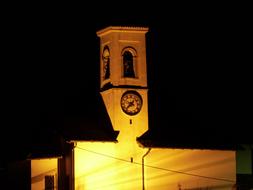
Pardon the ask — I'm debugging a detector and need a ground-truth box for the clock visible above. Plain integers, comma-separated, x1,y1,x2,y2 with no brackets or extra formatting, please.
121,90,142,115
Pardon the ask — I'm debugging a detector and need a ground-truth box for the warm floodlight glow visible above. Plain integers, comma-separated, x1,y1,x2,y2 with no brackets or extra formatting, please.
74,142,146,190
144,149,236,190
74,142,236,190
31,159,58,190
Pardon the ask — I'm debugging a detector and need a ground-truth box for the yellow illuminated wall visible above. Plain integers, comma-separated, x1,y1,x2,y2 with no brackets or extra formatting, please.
31,158,58,190
74,143,236,190
75,142,145,190
144,149,236,190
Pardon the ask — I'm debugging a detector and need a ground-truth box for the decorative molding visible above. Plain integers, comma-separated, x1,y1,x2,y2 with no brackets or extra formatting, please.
97,26,149,37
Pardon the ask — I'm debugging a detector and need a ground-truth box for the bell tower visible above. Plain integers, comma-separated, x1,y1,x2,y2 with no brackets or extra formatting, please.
97,26,149,143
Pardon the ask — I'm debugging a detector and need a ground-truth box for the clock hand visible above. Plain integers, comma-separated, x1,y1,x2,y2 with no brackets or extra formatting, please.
127,100,134,109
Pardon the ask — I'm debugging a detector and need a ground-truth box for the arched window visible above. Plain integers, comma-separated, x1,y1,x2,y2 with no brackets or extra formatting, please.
122,48,137,78
102,46,110,80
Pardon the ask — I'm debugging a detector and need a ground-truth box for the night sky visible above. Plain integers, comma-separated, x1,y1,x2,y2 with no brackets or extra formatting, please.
2,3,252,161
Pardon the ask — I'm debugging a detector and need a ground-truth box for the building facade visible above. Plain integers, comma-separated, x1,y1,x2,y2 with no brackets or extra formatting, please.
30,26,242,190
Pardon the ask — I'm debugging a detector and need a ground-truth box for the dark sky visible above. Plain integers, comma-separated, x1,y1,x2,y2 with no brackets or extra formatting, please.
2,3,252,160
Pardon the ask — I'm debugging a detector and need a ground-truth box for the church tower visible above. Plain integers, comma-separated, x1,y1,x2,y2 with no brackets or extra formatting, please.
97,26,149,142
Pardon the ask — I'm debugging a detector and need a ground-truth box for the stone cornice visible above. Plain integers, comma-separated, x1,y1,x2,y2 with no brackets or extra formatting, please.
97,26,149,37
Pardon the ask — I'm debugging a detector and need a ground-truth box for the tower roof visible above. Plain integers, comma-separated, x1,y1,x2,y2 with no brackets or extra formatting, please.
96,26,149,37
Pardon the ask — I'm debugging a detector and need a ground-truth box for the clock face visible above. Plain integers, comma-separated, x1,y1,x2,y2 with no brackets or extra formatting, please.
121,91,142,116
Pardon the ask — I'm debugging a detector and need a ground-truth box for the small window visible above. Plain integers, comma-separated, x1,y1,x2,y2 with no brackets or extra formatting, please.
123,51,135,78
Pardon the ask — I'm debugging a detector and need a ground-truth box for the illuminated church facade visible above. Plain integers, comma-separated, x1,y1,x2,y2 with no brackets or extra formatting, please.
30,26,239,190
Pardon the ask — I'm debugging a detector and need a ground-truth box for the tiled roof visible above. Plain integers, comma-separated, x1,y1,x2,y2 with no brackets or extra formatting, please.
136,88,249,150
27,91,118,159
